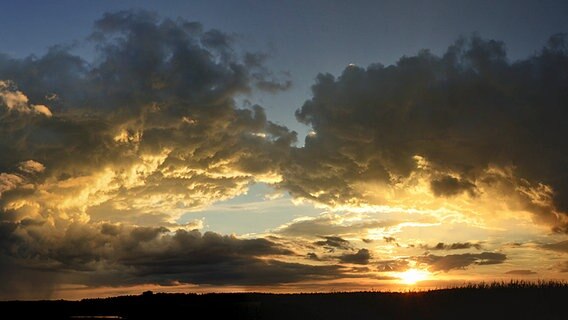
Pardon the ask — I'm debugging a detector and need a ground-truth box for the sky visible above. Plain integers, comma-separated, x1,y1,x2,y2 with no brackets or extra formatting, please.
0,0,568,300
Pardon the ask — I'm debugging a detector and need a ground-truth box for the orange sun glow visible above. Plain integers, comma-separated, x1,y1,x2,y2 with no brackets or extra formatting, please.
399,269,430,285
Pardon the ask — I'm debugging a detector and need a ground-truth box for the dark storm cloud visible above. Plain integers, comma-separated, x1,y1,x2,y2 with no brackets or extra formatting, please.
338,249,371,265
245,53,292,93
0,223,356,292
107,229,345,286
283,34,568,231
382,236,400,247
307,252,320,261
421,242,483,251
376,259,410,272
314,236,352,251
417,252,507,272
430,176,477,197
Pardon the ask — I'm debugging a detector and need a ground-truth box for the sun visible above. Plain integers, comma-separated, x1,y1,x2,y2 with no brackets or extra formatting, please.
399,269,430,285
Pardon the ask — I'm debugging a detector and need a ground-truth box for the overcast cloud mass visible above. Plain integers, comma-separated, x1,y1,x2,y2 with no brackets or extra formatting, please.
1,9,567,299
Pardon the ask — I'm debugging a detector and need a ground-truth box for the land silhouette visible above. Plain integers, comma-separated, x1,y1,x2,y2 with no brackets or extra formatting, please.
1,281,566,319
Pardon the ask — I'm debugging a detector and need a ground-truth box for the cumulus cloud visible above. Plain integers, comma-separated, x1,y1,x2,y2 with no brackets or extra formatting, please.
338,249,371,265
421,242,483,251
0,10,297,228
283,34,568,231
0,173,24,196
376,259,410,272
383,236,396,243
4,14,568,237
0,80,52,117
430,176,477,197
245,52,292,92
0,10,300,297
17,160,45,174
416,252,507,271
314,236,352,251
307,252,320,261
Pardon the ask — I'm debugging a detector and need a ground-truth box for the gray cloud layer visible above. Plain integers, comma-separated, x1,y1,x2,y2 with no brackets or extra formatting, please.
0,222,357,299
338,249,371,265
314,236,352,251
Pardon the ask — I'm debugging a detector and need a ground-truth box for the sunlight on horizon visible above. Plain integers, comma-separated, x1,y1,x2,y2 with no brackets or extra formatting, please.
399,269,431,285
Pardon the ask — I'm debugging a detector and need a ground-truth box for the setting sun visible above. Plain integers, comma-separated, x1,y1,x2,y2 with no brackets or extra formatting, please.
399,269,430,285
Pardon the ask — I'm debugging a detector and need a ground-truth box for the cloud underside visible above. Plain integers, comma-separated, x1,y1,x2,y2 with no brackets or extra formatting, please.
0,10,567,297
421,242,483,251
416,252,507,272
288,35,568,231
0,224,365,299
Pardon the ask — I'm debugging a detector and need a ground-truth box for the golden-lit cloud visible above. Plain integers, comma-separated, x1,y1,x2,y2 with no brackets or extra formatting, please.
286,36,568,233
0,81,52,117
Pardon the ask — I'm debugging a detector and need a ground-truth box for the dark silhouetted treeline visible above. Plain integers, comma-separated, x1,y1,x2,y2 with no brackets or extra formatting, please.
1,281,567,320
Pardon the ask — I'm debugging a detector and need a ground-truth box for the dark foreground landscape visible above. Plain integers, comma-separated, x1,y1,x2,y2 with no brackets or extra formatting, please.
2,282,566,320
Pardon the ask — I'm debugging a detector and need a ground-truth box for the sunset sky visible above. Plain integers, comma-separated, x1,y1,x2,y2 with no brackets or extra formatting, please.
1,0,568,300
